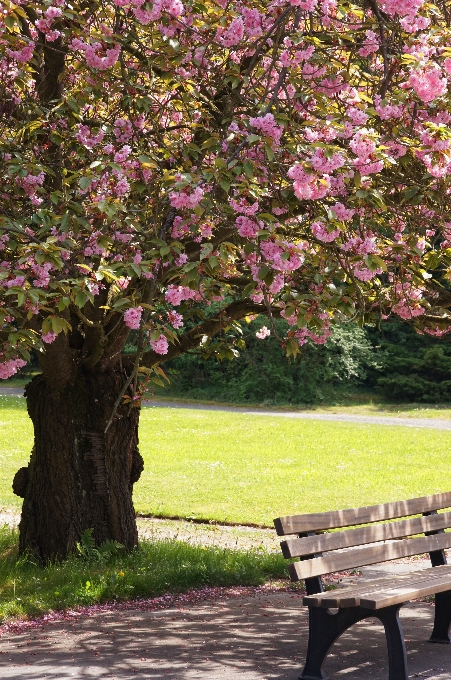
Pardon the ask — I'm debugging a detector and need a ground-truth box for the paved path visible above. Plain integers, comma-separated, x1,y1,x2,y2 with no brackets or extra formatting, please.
146,400,451,430
3,388,451,430
1,593,450,679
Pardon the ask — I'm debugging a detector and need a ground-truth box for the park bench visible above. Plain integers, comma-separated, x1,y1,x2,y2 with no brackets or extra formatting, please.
274,491,451,680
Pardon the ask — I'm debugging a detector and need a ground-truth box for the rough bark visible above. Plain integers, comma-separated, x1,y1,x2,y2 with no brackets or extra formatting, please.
15,367,143,562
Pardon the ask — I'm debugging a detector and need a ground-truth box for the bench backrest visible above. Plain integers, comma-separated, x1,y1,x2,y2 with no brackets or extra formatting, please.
274,492,451,586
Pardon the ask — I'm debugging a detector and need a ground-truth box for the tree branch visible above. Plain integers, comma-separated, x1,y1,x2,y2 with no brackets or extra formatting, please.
141,300,275,367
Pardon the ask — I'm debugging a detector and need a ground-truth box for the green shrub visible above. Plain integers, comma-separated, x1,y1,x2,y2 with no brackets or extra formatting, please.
367,322,451,403
164,319,377,405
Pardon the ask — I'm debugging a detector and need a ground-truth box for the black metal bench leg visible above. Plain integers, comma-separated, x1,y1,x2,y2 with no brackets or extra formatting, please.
429,590,451,643
376,605,408,680
300,607,368,680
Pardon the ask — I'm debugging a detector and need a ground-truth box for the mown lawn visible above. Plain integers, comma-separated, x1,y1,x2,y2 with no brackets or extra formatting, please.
2,395,451,524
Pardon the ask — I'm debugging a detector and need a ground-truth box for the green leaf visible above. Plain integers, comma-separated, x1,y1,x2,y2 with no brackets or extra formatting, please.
58,297,70,311
50,132,64,145
243,161,253,178
75,291,87,308
220,178,231,193
79,176,91,191
265,145,274,161
202,137,219,149
258,265,270,280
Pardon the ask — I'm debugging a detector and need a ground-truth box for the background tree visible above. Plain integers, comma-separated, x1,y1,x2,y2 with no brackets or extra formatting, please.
2,0,451,560
163,318,377,404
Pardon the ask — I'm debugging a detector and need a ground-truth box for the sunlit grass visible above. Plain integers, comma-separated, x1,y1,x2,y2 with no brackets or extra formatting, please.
2,396,451,525
0,396,32,510
135,406,451,525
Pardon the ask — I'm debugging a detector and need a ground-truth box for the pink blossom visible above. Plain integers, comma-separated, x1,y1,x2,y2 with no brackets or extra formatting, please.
349,130,377,159
256,326,270,339
289,0,317,9
33,262,53,288
311,221,340,242
269,273,285,294
117,277,130,290
4,276,26,289
353,264,380,281
124,306,143,329
220,17,244,47
248,113,283,146
236,216,260,238
71,38,121,71
114,145,132,163
150,334,169,355
358,31,379,57
380,0,424,17
114,119,133,142
133,0,184,23
310,148,345,173
168,311,184,328
347,107,368,126
242,7,263,37
230,198,259,215
76,125,105,150
115,177,130,196
250,291,264,303
330,202,355,221
169,186,204,209
42,331,57,344
16,172,45,204
0,358,27,380
409,64,447,103
165,284,200,305
374,96,403,120
7,41,35,63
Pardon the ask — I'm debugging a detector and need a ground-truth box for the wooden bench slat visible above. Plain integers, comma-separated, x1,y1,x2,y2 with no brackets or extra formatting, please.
360,575,451,610
304,566,451,608
303,571,432,607
282,512,451,558
274,491,451,536
288,533,451,581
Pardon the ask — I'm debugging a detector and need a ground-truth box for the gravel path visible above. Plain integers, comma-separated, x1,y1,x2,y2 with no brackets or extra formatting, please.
0,511,279,552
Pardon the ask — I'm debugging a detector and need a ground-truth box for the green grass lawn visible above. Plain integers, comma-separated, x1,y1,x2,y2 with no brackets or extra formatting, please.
2,395,451,525
136,406,451,524
0,396,32,511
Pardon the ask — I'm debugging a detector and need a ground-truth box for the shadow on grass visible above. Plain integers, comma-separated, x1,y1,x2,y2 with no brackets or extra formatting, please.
0,526,289,624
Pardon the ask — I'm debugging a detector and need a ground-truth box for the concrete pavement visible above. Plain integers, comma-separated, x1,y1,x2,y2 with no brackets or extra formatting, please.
1,592,450,679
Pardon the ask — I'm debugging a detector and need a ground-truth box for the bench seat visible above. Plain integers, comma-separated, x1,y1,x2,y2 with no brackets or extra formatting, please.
304,563,451,609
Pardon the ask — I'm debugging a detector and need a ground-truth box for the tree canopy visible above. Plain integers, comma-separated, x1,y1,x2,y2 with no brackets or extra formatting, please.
2,0,451,398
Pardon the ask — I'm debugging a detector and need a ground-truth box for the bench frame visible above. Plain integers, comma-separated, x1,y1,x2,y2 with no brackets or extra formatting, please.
274,494,451,680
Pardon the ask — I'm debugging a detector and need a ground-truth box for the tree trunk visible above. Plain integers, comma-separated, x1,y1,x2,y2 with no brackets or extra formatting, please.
13,368,144,562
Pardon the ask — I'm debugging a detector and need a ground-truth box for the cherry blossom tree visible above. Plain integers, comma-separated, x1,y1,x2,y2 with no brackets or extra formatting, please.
2,0,451,560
